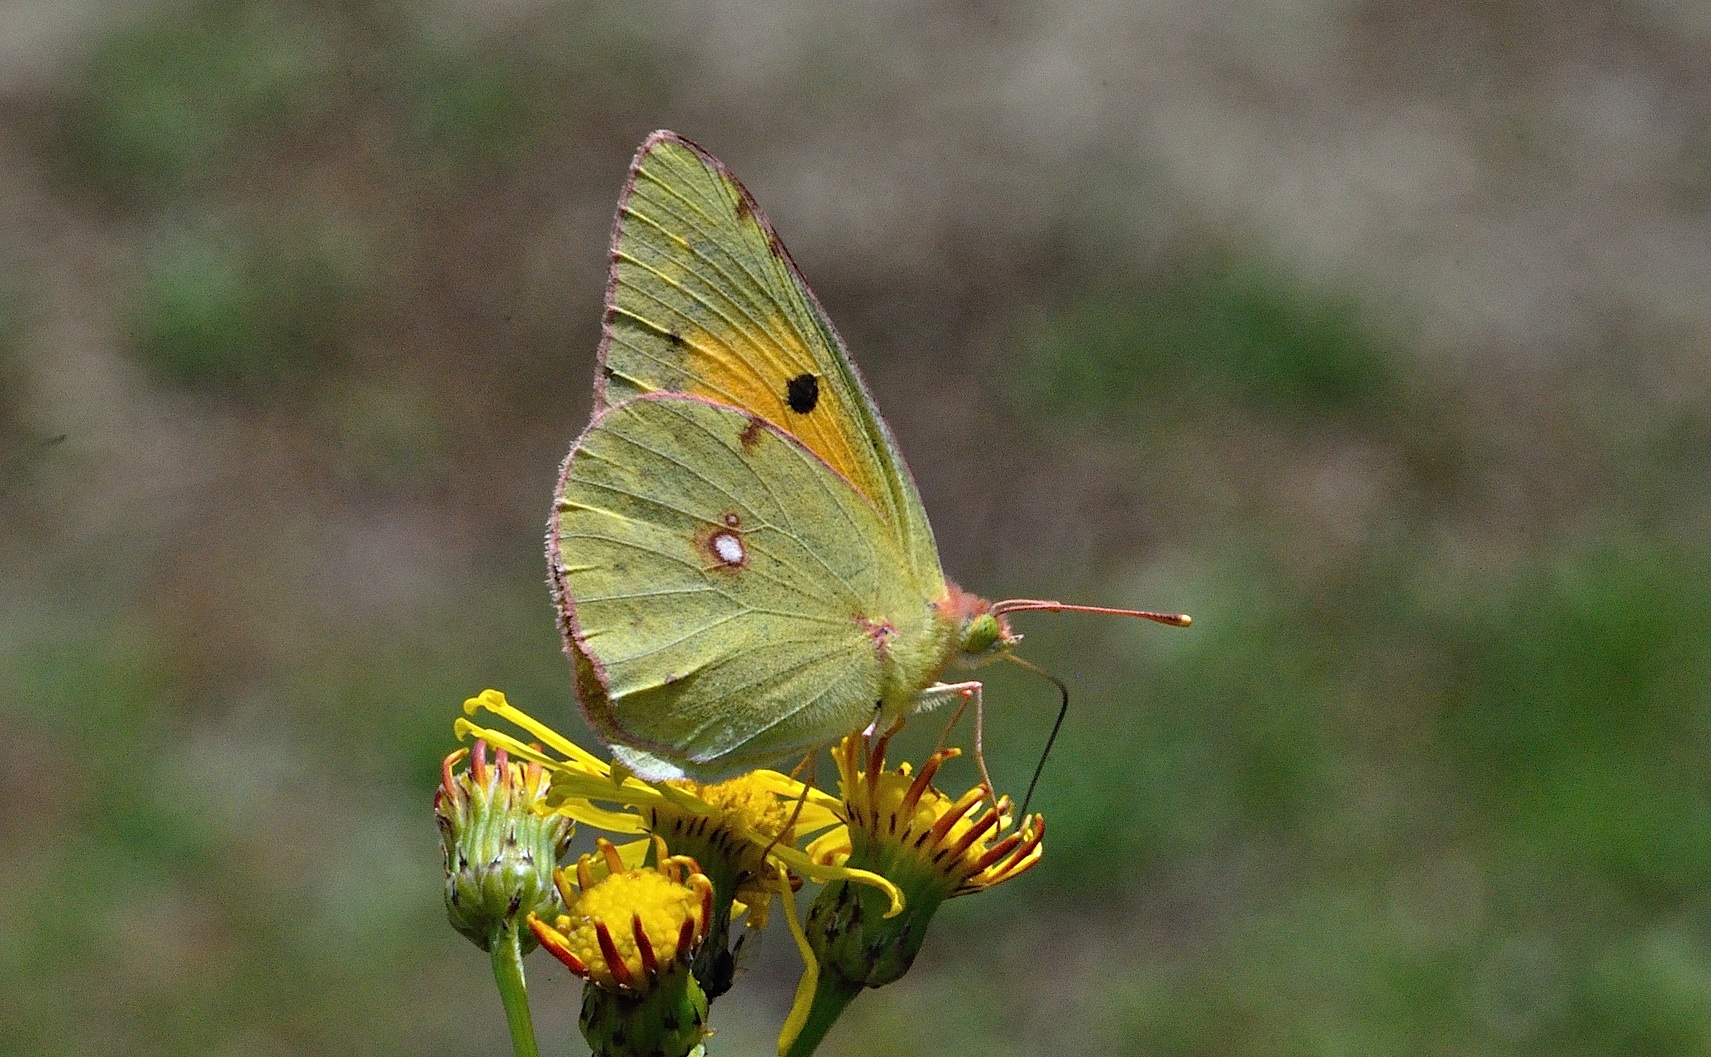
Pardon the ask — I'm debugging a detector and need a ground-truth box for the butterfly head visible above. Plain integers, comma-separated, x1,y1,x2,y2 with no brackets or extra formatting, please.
941,583,1022,668
940,583,1194,670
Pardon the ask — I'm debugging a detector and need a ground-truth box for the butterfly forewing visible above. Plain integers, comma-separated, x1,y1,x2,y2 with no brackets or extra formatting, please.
597,132,944,592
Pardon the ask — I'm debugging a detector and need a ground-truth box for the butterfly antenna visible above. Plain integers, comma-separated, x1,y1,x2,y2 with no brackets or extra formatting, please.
991,598,1192,627
1003,653,1069,822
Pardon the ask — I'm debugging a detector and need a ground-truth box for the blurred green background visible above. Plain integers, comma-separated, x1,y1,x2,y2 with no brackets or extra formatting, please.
5,1,1711,1054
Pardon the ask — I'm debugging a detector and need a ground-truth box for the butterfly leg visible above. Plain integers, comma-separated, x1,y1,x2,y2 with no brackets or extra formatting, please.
919,680,996,809
932,689,975,755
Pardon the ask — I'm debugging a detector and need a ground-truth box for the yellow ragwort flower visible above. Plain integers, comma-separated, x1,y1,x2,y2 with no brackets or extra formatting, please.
459,692,897,897
780,732,1045,1057
457,690,905,1003
530,836,714,1057
808,732,1045,898
530,835,713,992
656,773,805,924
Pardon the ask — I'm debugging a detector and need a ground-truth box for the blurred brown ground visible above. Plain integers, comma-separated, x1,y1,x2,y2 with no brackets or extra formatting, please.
3,2,1710,1055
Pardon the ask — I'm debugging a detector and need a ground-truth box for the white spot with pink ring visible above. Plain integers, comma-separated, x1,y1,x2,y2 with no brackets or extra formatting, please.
710,531,745,566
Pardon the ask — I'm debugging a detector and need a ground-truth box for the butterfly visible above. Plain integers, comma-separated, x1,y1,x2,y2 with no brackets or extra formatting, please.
548,130,1188,783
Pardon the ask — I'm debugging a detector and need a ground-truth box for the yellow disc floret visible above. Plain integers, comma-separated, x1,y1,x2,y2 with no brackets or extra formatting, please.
667,773,798,842
530,837,713,993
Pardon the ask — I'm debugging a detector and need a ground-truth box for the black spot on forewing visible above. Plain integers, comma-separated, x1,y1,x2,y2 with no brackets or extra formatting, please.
665,328,686,347
786,373,820,414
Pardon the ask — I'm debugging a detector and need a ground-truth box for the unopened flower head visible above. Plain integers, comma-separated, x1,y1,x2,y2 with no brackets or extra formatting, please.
435,739,574,952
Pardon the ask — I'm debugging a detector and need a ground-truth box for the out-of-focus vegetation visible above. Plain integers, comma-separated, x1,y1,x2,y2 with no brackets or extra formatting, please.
4,1,1710,1054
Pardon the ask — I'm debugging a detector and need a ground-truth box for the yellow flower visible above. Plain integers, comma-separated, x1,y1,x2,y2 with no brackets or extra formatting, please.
780,732,1044,1057
654,772,804,929
529,836,713,992
456,690,904,1000
807,732,1044,897
530,837,714,1057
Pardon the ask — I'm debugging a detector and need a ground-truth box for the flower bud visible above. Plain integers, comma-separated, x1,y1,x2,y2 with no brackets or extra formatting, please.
435,740,574,952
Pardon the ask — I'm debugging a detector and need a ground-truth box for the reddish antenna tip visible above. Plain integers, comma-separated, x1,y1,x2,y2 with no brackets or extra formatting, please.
989,598,1193,627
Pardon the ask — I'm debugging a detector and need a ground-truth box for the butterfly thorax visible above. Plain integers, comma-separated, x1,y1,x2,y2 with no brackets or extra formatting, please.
863,584,962,729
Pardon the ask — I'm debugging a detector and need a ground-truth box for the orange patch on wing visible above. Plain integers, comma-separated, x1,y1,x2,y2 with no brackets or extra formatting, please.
737,415,764,451
682,316,883,505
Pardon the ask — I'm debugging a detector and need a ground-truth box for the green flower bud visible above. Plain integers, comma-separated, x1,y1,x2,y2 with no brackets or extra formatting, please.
435,740,574,952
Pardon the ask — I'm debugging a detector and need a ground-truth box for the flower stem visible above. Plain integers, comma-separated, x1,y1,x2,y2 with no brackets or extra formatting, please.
489,924,541,1057
781,971,861,1057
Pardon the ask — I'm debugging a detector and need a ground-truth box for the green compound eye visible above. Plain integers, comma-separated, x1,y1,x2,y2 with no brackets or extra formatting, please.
960,613,1004,657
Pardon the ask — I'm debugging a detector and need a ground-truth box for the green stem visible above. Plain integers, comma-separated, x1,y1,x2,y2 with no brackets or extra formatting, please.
782,971,862,1057
489,924,541,1057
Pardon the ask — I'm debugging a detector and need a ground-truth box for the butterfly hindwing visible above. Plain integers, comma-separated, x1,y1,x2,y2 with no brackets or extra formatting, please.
552,393,952,775
597,131,944,590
